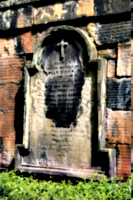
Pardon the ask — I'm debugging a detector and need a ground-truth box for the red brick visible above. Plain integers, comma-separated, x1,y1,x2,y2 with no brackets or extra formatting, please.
0,84,19,111
0,110,15,138
2,137,15,167
20,31,33,54
117,144,131,180
0,38,15,56
0,56,24,83
131,137,133,164
132,111,133,137
106,109,131,144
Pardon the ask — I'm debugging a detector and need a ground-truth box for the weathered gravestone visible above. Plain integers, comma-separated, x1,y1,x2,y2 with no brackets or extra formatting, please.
15,26,116,178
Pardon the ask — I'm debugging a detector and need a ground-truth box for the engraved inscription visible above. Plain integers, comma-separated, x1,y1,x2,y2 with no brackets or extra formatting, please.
44,42,84,127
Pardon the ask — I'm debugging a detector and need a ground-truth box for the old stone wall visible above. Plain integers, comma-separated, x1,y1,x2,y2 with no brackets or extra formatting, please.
0,0,131,179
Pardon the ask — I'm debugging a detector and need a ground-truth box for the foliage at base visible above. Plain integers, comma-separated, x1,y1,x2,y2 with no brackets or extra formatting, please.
0,170,132,200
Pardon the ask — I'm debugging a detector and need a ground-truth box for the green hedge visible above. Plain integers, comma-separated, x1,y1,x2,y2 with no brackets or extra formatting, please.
0,170,132,200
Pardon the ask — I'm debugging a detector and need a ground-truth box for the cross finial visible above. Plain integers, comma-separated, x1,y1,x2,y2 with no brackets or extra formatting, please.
57,39,68,61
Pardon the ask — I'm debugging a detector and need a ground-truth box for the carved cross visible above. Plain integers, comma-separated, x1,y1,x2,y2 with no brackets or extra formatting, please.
57,39,68,61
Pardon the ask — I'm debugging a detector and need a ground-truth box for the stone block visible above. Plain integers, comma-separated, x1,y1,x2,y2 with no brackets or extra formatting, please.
33,0,93,25
106,109,131,145
117,144,131,180
98,49,116,59
0,0,40,8
94,0,130,16
117,42,131,76
107,60,115,78
2,137,15,167
0,6,32,30
0,56,24,83
87,21,130,45
106,78,131,110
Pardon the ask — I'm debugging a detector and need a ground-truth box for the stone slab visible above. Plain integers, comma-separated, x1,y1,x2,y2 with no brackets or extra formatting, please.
0,0,130,16
106,78,131,110
94,0,130,16
117,42,131,76
98,49,116,59
87,21,130,45
106,109,131,145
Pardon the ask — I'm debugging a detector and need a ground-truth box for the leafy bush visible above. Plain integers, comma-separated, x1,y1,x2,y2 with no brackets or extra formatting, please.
0,170,131,200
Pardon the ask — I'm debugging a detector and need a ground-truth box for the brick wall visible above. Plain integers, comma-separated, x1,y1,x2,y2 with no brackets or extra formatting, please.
0,0,131,179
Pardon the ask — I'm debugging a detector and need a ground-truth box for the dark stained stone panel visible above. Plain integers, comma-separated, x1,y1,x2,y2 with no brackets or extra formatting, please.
94,0,130,16
106,78,131,110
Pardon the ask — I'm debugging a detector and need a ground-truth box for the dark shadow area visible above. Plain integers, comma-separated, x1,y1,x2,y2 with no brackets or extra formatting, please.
14,81,24,145
97,152,109,177
88,62,99,168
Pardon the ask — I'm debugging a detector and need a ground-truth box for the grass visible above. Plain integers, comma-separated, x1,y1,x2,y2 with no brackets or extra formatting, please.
0,170,132,200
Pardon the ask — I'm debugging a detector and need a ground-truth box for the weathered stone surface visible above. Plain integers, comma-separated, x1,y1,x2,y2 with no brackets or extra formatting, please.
107,60,115,78
106,109,131,144
131,39,133,84
117,42,131,76
106,78,131,110
33,0,93,25
0,0,130,16
0,0,40,8
94,0,130,16
0,56,24,83
87,21,130,45
25,40,95,169
2,137,15,167
0,6,32,30
98,49,116,58
117,144,131,180
20,28,101,177
0,1,94,30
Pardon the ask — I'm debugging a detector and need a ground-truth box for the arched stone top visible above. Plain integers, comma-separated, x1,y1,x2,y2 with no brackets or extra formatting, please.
31,26,97,71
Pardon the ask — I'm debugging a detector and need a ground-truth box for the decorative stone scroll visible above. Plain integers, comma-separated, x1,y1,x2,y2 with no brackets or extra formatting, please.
15,26,116,178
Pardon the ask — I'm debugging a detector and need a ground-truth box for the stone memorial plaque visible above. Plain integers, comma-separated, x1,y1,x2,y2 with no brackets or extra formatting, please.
16,28,109,178
27,39,93,169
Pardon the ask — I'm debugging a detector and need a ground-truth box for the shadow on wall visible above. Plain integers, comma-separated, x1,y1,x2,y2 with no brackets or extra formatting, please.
14,80,24,145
